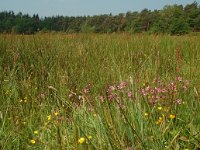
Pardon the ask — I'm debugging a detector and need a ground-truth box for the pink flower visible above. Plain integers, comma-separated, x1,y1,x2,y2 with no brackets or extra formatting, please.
83,84,92,94
170,82,175,86
127,91,133,98
176,99,182,104
99,96,104,102
155,87,161,93
117,82,127,90
107,85,116,93
145,86,150,91
150,89,155,94
183,86,187,91
141,89,147,96
161,88,167,93
108,93,117,101
176,77,182,82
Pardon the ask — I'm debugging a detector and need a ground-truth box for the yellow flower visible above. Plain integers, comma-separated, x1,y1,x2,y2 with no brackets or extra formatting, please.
144,113,148,117
169,114,176,119
156,117,163,125
158,106,162,110
78,137,85,144
47,115,51,121
87,135,92,140
30,139,36,144
34,130,39,135
54,112,59,116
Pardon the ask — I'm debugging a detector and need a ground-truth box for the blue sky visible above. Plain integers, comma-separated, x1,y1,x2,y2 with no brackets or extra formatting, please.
0,0,199,17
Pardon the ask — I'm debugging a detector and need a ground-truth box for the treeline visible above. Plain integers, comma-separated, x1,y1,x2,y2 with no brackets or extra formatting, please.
0,2,200,35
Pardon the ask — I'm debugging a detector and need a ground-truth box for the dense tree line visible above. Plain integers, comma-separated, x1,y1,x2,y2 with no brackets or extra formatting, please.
0,2,200,35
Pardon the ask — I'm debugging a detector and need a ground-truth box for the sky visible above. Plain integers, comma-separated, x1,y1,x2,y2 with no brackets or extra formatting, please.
0,0,199,17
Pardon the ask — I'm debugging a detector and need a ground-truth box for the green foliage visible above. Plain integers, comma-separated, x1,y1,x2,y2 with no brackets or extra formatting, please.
0,2,200,34
169,19,190,35
81,23,95,33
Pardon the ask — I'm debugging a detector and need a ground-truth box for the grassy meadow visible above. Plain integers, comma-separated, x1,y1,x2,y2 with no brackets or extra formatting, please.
0,33,200,150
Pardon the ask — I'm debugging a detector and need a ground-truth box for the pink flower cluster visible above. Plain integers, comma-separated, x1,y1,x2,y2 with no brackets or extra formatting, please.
83,84,92,94
140,77,189,105
105,81,133,101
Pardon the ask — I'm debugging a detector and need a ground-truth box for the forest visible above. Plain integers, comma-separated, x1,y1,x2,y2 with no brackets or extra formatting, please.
0,2,200,35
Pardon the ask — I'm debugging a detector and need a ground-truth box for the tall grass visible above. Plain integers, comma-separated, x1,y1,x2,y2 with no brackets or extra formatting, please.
0,33,200,149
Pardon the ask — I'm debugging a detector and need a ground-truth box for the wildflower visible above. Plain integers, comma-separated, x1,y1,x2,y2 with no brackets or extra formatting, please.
83,84,92,94
108,93,117,101
30,139,36,144
176,99,182,105
83,88,90,94
158,106,162,111
69,93,73,98
156,117,163,125
107,85,116,93
183,86,187,91
155,87,161,93
54,112,59,116
144,113,148,117
19,99,23,103
176,77,182,82
169,114,176,119
127,91,133,98
117,82,127,90
78,137,85,144
145,86,150,91
161,89,167,93
87,135,92,140
93,114,97,117
47,115,51,121
143,83,147,87
141,89,147,96
150,89,155,94
24,97,27,103
34,130,39,135
98,96,104,102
